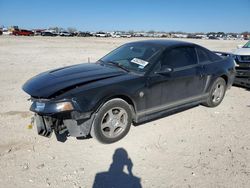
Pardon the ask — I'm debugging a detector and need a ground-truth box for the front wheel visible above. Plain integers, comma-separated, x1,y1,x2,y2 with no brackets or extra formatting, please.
203,77,226,107
91,99,132,144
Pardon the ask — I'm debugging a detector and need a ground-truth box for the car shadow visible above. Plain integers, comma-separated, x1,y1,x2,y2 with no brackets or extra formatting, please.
92,148,142,188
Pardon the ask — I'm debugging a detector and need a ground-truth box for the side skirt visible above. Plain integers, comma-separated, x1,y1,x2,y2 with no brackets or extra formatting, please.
134,94,208,124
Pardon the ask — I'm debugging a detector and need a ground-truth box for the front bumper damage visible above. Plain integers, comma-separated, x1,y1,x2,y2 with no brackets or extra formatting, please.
30,99,95,142
34,112,94,142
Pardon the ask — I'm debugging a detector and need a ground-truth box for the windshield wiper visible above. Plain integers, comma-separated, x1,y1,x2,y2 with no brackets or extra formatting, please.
106,61,130,72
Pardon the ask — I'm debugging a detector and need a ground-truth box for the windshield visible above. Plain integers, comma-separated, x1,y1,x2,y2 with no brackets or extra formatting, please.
99,43,162,73
243,41,250,48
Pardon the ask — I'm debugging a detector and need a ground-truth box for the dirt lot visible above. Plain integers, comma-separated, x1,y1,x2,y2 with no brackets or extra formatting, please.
0,36,249,188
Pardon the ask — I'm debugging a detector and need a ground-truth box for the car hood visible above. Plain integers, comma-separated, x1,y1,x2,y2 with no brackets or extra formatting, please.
233,48,250,55
23,63,125,98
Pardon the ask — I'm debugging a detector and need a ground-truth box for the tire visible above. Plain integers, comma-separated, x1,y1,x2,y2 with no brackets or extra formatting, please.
91,99,132,144
203,77,226,107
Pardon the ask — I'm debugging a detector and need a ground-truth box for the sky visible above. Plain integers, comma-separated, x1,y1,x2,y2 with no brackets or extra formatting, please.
0,0,250,33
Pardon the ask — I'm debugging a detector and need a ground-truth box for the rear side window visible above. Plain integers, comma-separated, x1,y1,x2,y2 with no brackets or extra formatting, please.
196,47,221,63
196,48,210,62
161,47,197,69
208,51,222,61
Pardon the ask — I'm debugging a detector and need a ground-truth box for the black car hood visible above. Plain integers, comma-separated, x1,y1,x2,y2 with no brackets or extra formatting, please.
23,63,125,98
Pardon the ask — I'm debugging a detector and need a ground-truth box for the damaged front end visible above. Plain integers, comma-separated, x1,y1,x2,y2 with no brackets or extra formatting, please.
30,98,94,142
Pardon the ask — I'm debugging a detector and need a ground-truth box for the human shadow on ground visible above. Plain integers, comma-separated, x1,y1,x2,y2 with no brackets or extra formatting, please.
92,148,142,188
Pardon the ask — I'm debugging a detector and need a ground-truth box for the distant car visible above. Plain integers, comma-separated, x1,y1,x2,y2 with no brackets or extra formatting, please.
59,31,73,37
95,32,109,37
77,32,93,37
208,36,219,40
41,31,57,36
111,32,122,38
232,41,250,88
23,40,235,144
33,29,46,36
120,33,132,38
13,29,34,36
111,32,132,38
2,28,12,35
187,34,202,39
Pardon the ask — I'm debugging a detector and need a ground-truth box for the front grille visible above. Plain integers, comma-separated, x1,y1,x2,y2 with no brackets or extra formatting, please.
236,63,250,69
236,70,250,78
239,55,250,62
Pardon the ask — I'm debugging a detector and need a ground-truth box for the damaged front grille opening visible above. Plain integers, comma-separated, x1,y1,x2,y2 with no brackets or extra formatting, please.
36,115,69,142
35,112,94,142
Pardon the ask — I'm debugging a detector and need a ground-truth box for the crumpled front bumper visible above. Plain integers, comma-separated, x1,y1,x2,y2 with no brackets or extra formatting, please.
35,115,54,137
34,111,95,142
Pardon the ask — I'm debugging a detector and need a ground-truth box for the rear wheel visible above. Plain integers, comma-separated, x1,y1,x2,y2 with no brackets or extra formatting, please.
203,77,226,107
91,99,132,144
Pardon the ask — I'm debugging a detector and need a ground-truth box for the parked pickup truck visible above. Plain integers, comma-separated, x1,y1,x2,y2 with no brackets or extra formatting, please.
12,29,34,36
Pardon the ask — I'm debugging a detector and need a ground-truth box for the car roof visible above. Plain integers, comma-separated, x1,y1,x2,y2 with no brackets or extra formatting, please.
127,39,197,49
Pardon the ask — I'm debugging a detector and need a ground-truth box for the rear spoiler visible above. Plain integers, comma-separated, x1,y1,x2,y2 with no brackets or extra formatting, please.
213,51,233,57
213,51,238,67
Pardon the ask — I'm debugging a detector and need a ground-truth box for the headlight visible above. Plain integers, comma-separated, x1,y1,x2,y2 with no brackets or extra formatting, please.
32,101,74,113
35,102,45,112
55,102,74,111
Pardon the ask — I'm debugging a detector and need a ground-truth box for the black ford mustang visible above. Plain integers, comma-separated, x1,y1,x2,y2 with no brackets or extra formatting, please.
23,40,235,143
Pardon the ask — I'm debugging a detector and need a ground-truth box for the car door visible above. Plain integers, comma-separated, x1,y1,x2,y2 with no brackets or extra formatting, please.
146,47,206,113
161,47,207,106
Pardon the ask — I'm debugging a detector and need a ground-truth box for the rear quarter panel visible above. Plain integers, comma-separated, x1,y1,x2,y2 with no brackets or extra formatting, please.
203,57,235,93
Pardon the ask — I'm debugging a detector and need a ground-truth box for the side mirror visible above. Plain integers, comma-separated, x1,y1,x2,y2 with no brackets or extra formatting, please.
154,67,173,75
237,44,243,49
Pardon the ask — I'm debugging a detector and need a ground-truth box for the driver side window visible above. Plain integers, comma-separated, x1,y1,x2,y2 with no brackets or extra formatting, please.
160,47,197,71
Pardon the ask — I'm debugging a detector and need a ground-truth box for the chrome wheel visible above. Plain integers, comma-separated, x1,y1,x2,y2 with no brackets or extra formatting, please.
212,82,225,103
101,107,128,138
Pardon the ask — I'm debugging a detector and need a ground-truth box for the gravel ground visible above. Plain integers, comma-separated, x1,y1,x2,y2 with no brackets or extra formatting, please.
0,36,249,188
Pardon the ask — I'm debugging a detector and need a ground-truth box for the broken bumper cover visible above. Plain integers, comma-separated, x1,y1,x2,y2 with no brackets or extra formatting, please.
35,115,53,137
34,112,94,142
30,98,95,141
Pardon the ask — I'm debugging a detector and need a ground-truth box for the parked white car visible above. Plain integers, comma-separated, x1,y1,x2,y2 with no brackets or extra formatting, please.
59,31,73,37
120,33,132,38
95,32,109,37
2,28,12,35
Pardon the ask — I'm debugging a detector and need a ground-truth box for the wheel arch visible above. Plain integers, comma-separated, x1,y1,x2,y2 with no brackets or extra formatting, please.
205,73,228,94
94,94,137,121
220,74,228,85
